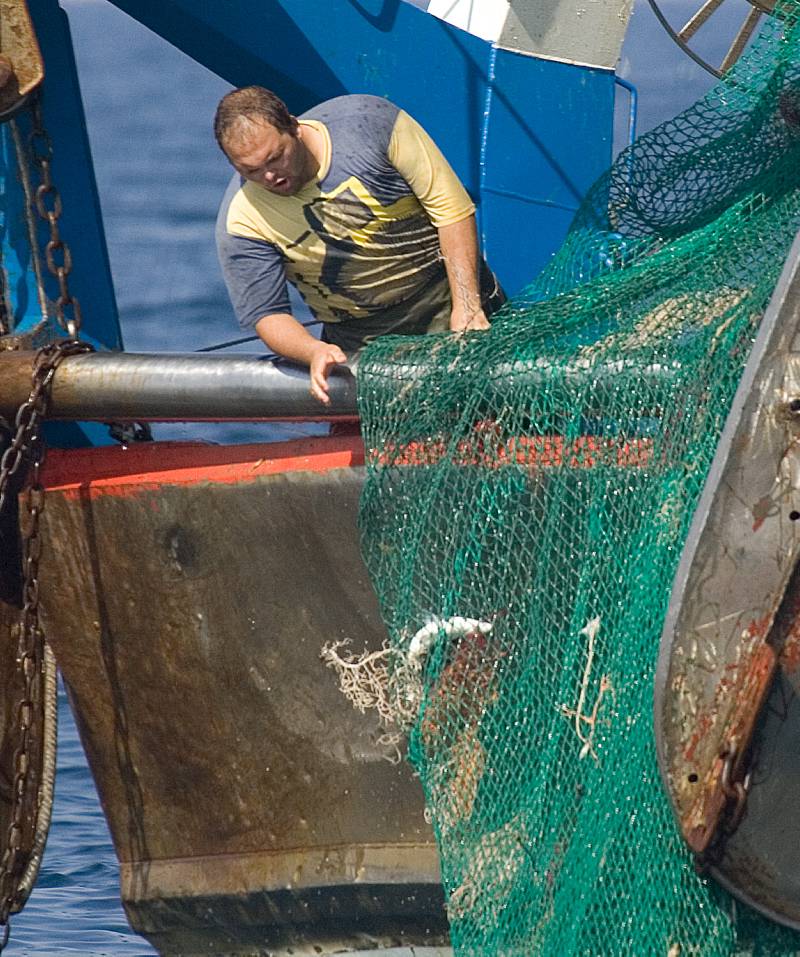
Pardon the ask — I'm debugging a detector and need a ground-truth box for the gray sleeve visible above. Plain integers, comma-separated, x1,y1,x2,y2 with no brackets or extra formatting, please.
216,231,292,331
215,178,291,330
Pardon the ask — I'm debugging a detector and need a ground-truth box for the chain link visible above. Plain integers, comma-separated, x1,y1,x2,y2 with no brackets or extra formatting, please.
0,340,92,945
28,100,82,338
0,87,92,946
693,742,754,876
0,74,92,953
0,342,89,515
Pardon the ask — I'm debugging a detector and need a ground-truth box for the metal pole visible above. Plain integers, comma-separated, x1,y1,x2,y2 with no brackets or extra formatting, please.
0,351,359,421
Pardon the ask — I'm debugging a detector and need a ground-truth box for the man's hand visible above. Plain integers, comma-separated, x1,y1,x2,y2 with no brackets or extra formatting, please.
309,342,347,405
255,313,347,405
450,307,490,333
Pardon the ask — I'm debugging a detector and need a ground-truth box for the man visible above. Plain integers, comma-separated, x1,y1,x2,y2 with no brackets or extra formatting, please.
215,87,504,404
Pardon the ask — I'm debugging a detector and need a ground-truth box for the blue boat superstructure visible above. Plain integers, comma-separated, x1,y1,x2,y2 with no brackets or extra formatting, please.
8,0,631,347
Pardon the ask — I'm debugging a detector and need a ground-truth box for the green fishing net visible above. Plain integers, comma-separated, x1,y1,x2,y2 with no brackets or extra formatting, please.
352,3,800,954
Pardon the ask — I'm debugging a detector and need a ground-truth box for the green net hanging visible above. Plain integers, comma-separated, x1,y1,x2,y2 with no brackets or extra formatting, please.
352,5,800,953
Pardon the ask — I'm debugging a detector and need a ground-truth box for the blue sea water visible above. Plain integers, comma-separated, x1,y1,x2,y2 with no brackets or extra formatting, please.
5,0,740,952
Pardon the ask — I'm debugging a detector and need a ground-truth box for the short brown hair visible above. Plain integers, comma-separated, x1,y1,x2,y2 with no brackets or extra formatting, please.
214,86,298,153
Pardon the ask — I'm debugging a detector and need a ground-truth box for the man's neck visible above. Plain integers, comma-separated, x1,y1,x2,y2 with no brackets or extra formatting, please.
297,123,324,184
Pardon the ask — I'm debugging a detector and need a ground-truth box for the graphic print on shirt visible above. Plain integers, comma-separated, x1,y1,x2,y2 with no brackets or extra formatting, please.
290,176,443,321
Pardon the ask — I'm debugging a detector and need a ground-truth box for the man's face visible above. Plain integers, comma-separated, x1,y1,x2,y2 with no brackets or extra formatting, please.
225,119,308,196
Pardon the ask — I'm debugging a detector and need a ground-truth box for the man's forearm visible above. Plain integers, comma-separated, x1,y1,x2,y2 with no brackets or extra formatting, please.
438,215,483,320
255,312,347,405
255,312,324,365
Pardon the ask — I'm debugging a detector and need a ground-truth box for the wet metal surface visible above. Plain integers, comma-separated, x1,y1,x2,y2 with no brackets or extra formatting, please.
35,443,445,955
0,350,358,422
656,232,800,925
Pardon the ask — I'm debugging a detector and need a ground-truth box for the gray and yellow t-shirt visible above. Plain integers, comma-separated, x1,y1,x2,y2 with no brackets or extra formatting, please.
216,94,477,348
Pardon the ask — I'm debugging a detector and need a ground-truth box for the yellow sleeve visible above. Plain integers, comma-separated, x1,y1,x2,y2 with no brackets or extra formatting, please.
388,110,476,229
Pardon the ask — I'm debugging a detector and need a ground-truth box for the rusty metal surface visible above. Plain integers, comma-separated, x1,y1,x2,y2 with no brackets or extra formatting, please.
0,350,358,422
706,567,800,927
0,0,43,119
36,449,445,954
655,231,800,922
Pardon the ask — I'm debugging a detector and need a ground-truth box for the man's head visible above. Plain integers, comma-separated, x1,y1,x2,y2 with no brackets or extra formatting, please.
214,87,313,195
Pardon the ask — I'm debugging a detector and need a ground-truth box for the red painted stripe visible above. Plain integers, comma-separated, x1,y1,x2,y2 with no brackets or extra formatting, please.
42,429,651,500
43,436,365,496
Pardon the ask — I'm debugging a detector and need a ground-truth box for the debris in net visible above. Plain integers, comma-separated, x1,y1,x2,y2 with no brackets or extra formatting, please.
319,640,407,760
428,726,486,833
420,619,499,743
559,616,615,762
321,616,494,754
579,288,749,360
320,640,397,723
409,616,493,669
447,813,527,923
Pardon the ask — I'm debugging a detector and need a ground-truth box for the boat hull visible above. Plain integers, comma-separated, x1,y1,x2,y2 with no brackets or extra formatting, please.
36,437,446,956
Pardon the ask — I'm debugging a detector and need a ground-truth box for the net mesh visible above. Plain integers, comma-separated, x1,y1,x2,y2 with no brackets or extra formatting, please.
352,5,800,955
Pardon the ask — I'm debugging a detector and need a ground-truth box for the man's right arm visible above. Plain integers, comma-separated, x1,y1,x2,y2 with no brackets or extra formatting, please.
217,189,346,405
255,313,346,405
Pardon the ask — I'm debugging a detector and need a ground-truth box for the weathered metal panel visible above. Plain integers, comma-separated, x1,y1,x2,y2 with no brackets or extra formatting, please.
655,231,800,924
36,441,446,955
499,0,633,69
706,567,800,927
479,49,614,290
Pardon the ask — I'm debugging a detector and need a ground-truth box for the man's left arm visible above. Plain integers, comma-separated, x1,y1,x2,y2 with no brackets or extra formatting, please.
437,216,490,332
388,110,489,333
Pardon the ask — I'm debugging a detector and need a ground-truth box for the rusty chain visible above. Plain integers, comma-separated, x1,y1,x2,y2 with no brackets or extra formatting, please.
0,87,93,949
28,99,82,338
0,340,92,948
694,742,754,875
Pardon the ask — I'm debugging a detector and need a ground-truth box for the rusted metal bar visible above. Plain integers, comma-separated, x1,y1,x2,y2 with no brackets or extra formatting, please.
0,350,359,421
719,6,762,74
678,0,726,42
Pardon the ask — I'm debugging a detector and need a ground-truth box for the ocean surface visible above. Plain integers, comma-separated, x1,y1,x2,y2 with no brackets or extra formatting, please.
6,0,742,952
